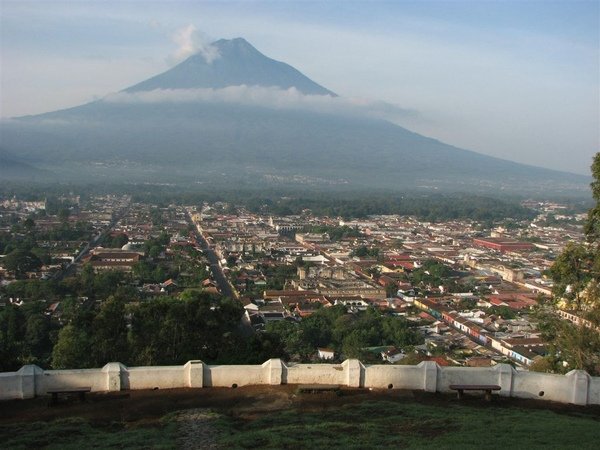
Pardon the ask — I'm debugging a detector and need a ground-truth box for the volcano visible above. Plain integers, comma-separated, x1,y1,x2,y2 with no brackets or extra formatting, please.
0,38,589,194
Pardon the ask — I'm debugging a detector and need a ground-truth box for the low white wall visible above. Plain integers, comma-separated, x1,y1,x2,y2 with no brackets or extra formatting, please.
512,370,572,403
1,360,598,407
205,364,267,387
589,377,600,404
126,366,186,390
437,367,500,391
38,368,106,395
0,371,21,400
363,364,425,390
285,363,347,385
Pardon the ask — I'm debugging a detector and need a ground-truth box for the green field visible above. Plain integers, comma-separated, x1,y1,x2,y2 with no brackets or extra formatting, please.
1,398,599,449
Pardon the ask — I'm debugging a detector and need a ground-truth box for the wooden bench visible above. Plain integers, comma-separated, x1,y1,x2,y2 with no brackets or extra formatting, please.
298,384,341,394
449,384,501,401
47,387,91,406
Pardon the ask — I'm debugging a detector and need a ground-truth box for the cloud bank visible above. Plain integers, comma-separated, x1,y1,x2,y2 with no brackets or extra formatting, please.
103,85,417,122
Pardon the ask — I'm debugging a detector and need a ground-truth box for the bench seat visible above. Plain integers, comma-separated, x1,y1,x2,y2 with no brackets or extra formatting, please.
298,384,341,394
449,384,501,401
46,387,92,405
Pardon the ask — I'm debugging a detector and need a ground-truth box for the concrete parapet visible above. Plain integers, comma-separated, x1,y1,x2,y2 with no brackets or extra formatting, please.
1,360,599,406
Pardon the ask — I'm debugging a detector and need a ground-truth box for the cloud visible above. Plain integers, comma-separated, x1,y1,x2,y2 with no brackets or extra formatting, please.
170,24,220,64
103,85,418,122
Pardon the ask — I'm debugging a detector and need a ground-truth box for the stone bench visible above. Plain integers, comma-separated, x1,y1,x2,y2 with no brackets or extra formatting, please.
46,387,91,406
298,384,341,394
449,384,501,401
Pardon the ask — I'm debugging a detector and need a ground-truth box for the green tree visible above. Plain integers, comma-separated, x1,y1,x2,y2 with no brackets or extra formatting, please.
51,324,93,369
0,305,25,371
544,153,600,375
550,242,592,309
91,297,129,366
3,249,42,277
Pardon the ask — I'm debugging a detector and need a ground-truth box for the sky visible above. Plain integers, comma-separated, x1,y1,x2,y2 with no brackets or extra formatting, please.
0,0,598,175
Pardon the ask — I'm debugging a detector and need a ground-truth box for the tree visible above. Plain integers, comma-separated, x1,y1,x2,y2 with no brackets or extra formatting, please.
51,324,93,369
91,297,129,366
0,305,25,371
550,153,600,315
3,249,42,277
58,208,70,222
550,242,592,309
543,153,600,375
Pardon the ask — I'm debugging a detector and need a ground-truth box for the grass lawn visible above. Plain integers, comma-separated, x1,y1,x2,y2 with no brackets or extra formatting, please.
1,393,598,449
0,417,178,449
213,400,600,449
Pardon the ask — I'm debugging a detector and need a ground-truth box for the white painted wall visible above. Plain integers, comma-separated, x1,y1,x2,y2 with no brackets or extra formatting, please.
38,369,106,395
205,364,267,387
0,371,21,399
363,364,424,389
1,360,598,407
285,363,347,385
126,366,187,390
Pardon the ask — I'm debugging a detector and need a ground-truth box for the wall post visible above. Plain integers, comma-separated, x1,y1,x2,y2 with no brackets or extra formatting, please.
266,358,283,385
185,360,204,388
102,362,125,391
494,364,515,397
17,365,42,399
566,370,590,406
419,361,438,392
343,359,362,388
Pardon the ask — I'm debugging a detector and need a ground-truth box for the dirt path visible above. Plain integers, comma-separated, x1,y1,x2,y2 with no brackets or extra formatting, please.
175,409,219,450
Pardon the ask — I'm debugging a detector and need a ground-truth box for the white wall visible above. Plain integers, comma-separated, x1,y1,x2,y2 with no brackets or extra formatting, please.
1,360,598,407
0,371,21,400
126,366,187,390
205,364,267,387
363,364,425,390
285,363,347,385
38,368,106,395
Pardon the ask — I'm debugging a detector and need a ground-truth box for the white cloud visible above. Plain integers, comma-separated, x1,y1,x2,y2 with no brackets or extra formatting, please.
170,24,220,64
103,85,417,122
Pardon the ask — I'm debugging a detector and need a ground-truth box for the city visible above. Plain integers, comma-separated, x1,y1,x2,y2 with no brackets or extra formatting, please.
1,194,594,372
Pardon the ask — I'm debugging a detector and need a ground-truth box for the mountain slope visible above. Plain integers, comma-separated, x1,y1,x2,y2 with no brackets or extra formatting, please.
125,38,335,96
0,148,51,180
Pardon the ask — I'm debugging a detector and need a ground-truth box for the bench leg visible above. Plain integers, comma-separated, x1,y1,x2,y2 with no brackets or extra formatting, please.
485,390,492,401
79,391,86,402
456,389,463,400
50,393,58,406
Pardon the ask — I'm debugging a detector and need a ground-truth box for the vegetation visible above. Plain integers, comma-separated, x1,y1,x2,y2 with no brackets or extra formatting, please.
0,182,536,221
215,400,600,449
2,398,598,449
307,225,363,241
266,306,422,361
0,417,177,450
536,152,600,375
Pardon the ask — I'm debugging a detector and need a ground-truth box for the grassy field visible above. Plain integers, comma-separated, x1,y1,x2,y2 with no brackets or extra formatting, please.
0,416,177,449
213,400,600,449
1,396,599,449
